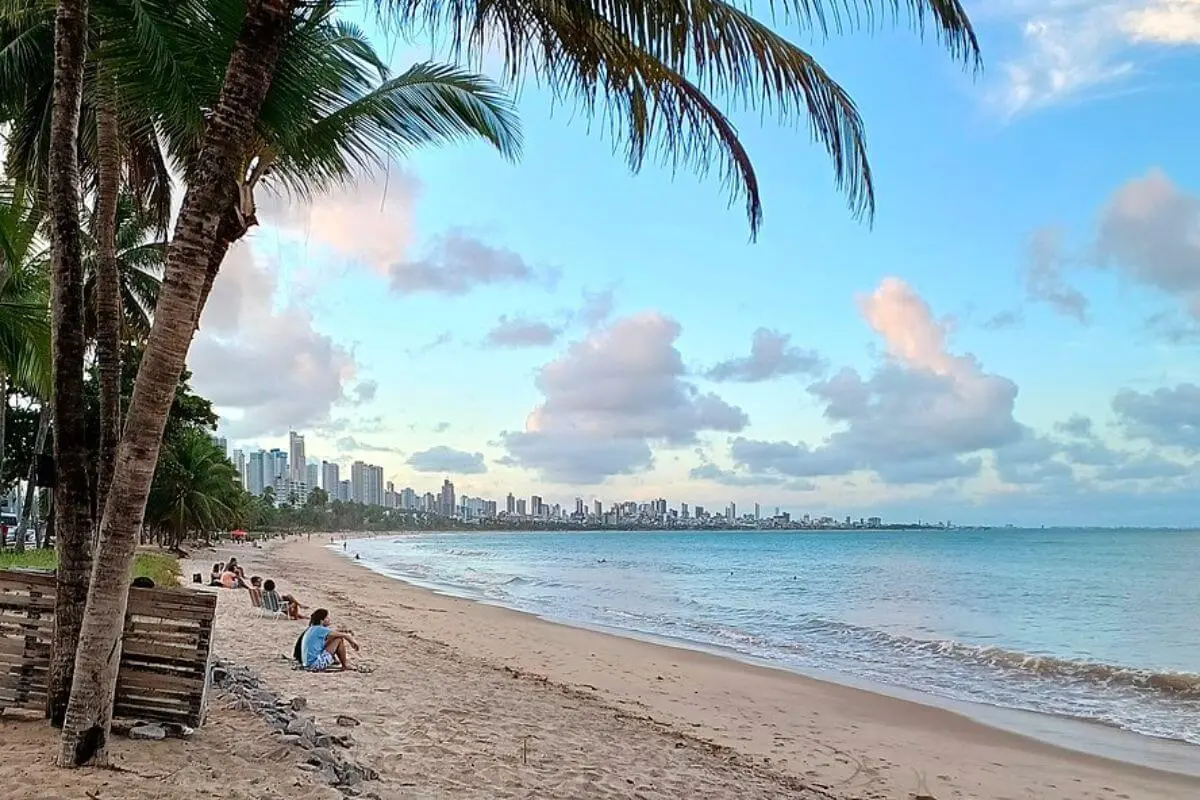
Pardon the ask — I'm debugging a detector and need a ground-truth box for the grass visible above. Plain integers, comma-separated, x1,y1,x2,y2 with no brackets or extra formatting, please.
0,548,182,586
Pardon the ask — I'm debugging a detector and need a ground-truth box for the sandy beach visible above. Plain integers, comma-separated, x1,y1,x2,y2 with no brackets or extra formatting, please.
7,536,1200,799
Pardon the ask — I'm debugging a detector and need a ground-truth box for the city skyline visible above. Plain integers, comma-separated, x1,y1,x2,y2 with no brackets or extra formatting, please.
198,5,1200,528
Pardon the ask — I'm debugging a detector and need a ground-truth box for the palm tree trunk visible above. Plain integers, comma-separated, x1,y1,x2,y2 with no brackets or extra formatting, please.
94,79,123,520
45,0,95,728
58,0,296,767
0,370,7,516
18,408,51,548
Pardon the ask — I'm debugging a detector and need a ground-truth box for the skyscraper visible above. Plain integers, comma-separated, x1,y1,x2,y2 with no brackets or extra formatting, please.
248,451,265,495
593,499,602,518
288,431,305,481
754,502,761,520
530,495,542,517
211,436,228,457
268,448,288,487
575,497,585,517
515,498,527,516
368,465,385,506
440,479,456,517
321,461,339,492
350,461,368,504
506,493,515,514
306,462,319,492
232,449,246,488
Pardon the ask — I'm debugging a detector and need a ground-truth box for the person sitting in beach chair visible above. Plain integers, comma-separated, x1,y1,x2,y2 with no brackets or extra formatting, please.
298,608,359,671
262,579,302,620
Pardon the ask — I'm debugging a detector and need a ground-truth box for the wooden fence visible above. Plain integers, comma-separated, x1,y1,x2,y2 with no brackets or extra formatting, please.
0,570,215,727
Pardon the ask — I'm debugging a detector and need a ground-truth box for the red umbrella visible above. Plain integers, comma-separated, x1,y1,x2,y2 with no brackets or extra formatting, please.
230,529,248,539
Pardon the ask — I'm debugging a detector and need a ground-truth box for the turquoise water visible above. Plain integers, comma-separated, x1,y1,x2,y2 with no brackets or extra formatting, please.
345,528,1200,745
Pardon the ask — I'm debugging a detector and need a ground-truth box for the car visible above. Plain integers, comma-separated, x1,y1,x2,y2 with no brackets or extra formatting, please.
0,512,17,543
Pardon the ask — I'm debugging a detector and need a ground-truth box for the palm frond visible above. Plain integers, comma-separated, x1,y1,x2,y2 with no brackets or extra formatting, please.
271,61,522,196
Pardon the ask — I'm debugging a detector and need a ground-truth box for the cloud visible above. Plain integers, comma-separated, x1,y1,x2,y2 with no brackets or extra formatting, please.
258,171,418,275
1094,169,1200,317
390,231,551,296
688,463,816,490
352,380,378,405
982,310,1022,330
500,312,748,483
705,329,825,383
485,316,563,348
1025,228,1089,322
433,421,451,433
719,278,1022,486
579,287,616,328
407,331,453,356
1055,414,1095,438
192,245,357,438
1113,383,1200,451
407,446,488,474
336,436,404,455
997,1,1200,115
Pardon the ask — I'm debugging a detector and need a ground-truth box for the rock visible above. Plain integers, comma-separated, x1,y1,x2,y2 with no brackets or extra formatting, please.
211,666,228,683
313,734,332,749
320,765,340,786
303,720,319,741
335,715,360,728
331,734,354,749
161,722,194,739
290,696,307,711
311,747,336,766
339,786,362,797
285,718,308,736
296,763,318,772
129,724,167,741
280,734,302,745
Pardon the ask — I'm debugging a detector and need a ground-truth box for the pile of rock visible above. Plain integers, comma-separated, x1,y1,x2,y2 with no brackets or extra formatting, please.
211,659,379,798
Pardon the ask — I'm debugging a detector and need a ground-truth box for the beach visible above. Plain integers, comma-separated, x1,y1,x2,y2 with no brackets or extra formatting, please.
8,536,1200,799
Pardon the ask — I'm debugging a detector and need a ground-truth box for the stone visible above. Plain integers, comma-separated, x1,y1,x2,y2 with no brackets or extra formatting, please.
161,722,194,739
303,720,319,741
320,765,340,786
285,718,307,736
313,734,332,749
129,724,167,741
290,696,307,711
211,666,228,683
280,734,302,745
296,763,318,773
311,747,336,766
335,715,360,728
331,734,354,749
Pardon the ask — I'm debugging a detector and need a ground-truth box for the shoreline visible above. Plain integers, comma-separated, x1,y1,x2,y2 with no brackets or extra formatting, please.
340,539,1200,776
201,536,1200,799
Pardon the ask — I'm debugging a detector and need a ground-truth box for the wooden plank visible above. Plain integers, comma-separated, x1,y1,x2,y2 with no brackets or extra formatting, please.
118,671,206,694
0,596,56,613
121,640,207,662
0,573,56,592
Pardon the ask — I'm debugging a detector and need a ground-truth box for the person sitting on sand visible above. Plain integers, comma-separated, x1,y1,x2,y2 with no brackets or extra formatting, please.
226,558,245,579
210,563,224,586
301,608,359,671
262,579,303,620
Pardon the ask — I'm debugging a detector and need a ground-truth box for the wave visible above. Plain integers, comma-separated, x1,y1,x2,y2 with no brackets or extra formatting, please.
786,617,1200,698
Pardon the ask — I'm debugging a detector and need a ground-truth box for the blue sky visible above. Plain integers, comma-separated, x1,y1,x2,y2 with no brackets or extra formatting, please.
193,0,1200,526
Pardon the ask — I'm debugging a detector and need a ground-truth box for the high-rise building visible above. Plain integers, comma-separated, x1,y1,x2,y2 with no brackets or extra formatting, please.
506,493,515,514
338,480,351,502
754,502,760,520
530,495,542,517
730,502,737,521
248,451,265,495
350,461,368,504
400,487,416,509
321,461,339,492
232,449,246,488
306,462,319,492
575,497,585,517
681,502,689,519
268,448,288,487
593,499,602,518
368,465,385,506
210,435,228,456
515,498,527,516
288,431,305,481
440,479,456,517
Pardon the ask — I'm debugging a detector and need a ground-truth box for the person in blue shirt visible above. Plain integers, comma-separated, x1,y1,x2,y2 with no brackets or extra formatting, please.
300,608,360,671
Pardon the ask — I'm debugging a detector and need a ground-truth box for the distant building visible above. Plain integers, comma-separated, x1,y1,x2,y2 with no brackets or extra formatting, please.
440,479,456,517
306,462,319,493
593,499,602,519
754,503,760,520
210,435,228,456
515,498,527,516
368,465,385,506
288,431,305,482
681,502,689,519
321,461,339,493
248,451,265,495
506,493,515,514
232,449,246,488
338,480,351,502
530,495,542,517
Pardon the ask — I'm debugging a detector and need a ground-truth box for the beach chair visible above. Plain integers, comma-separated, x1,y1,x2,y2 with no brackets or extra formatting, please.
247,587,263,609
259,590,289,620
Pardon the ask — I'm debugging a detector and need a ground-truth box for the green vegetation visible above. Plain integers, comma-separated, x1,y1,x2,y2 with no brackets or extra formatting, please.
0,549,180,587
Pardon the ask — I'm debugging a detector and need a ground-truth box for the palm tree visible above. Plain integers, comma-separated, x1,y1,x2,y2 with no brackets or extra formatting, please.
144,430,239,550
60,0,981,765
0,189,51,492
79,197,163,343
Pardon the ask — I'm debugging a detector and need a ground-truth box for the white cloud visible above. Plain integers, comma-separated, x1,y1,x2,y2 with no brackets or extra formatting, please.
501,312,748,483
997,0,1200,115
191,245,357,438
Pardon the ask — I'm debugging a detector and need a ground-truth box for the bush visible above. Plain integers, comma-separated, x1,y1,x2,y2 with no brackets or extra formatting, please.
0,549,181,586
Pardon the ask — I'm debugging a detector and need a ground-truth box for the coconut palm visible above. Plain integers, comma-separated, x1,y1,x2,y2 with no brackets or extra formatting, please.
60,0,980,765
144,429,240,550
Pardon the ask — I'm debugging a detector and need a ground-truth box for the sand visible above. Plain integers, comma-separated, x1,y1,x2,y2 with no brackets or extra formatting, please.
8,536,1200,799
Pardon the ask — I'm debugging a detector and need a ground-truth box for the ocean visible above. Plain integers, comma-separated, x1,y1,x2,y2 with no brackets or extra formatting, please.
341,528,1200,747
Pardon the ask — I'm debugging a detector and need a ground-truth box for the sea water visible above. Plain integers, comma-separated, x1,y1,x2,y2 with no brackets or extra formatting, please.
342,528,1200,746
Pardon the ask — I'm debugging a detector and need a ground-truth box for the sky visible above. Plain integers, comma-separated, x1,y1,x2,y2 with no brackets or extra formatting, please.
196,0,1200,527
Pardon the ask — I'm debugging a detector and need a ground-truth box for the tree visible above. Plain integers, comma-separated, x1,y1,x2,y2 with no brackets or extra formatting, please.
144,430,239,549
60,0,980,767
45,0,93,731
